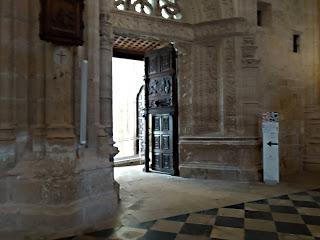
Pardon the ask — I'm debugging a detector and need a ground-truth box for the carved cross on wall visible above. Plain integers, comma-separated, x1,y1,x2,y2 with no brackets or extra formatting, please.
57,50,66,64
54,47,69,65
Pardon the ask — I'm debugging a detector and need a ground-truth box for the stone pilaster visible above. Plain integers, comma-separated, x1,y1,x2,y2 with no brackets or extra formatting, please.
28,0,46,155
13,0,31,162
44,44,76,164
13,0,29,131
192,43,220,135
236,34,261,137
86,0,101,148
0,0,16,170
222,37,237,135
99,0,118,160
45,45,75,140
175,42,194,136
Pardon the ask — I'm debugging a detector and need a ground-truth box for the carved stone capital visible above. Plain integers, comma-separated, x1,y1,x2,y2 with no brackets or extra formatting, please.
100,14,113,49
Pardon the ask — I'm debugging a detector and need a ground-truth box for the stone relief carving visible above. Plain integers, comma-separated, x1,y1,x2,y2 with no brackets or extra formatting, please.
202,0,221,21
241,35,260,68
148,76,173,108
100,13,112,50
114,0,182,20
194,18,248,43
112,11,193,42
221,0,234,18
175,42,193,135
223,38,237,134
192,44,219,134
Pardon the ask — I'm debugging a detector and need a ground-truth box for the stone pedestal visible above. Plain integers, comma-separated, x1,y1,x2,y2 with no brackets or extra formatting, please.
305,105,320,172
0,159,119,239
0,0,17,174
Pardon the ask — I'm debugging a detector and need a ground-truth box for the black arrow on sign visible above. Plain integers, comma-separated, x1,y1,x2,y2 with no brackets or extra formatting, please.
267,141,278,147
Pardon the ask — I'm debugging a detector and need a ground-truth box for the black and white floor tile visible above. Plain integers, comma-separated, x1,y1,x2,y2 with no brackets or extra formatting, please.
58,188,320,240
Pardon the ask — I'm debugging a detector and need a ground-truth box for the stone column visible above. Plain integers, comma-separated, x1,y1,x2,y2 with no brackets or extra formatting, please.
13,0,29,131
28,0,46,155
100,0,113,137
13,0,30,162
86,0,101,148
0,0,16,169
45,45,75,141
99,0,118,160
44,43,76,165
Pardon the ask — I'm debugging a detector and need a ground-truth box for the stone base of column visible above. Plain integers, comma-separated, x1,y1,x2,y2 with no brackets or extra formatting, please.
0,140,16,172
0,140,120,239
305,105,320,172
0,128,17,175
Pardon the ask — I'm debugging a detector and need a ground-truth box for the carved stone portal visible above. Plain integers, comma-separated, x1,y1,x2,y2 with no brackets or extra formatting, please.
39,0,84,46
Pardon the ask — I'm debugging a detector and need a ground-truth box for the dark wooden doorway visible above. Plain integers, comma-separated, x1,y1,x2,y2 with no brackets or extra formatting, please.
144,45,179,176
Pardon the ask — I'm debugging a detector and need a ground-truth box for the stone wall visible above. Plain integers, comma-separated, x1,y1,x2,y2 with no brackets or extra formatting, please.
178,33,262,180
255,0,320,174
177,1,263,180
0,0,119,238
304,1,320,172
177,0,320,179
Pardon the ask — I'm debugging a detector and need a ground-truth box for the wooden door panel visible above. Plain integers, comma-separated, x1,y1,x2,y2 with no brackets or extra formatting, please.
148,55,158,74
151,113,174,174
162,135,170,150
154,134,161,150
160,54,171,72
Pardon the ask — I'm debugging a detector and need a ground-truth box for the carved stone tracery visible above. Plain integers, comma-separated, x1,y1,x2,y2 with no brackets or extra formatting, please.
241,35,260,68
114,0,182,20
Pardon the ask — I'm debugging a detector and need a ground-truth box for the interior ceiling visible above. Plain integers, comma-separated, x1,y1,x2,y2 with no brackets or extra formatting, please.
113,34,168,59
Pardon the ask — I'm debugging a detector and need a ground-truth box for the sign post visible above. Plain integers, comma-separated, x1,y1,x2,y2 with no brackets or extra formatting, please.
262,112,280,184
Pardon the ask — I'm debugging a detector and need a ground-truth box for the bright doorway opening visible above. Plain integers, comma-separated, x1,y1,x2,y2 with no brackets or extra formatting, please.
112,57,145,166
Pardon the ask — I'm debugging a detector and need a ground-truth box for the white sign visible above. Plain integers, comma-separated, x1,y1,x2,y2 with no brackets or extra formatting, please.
262,112,279,184
80,60,88,145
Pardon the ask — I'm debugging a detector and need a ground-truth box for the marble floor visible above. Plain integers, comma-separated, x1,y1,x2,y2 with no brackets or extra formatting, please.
58,165,320,240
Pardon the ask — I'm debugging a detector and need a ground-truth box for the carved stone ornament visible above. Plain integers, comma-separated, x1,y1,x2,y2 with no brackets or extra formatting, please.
39,0,84,46
114,0,182,20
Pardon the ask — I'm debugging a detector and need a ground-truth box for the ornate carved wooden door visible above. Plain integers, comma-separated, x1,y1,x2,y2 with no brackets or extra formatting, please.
144,45,178,176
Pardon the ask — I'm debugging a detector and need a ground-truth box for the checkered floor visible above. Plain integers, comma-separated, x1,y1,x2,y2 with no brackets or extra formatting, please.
60,188,320,240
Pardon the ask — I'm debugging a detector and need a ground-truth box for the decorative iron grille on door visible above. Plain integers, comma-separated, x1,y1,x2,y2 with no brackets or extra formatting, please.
136,86,146,156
